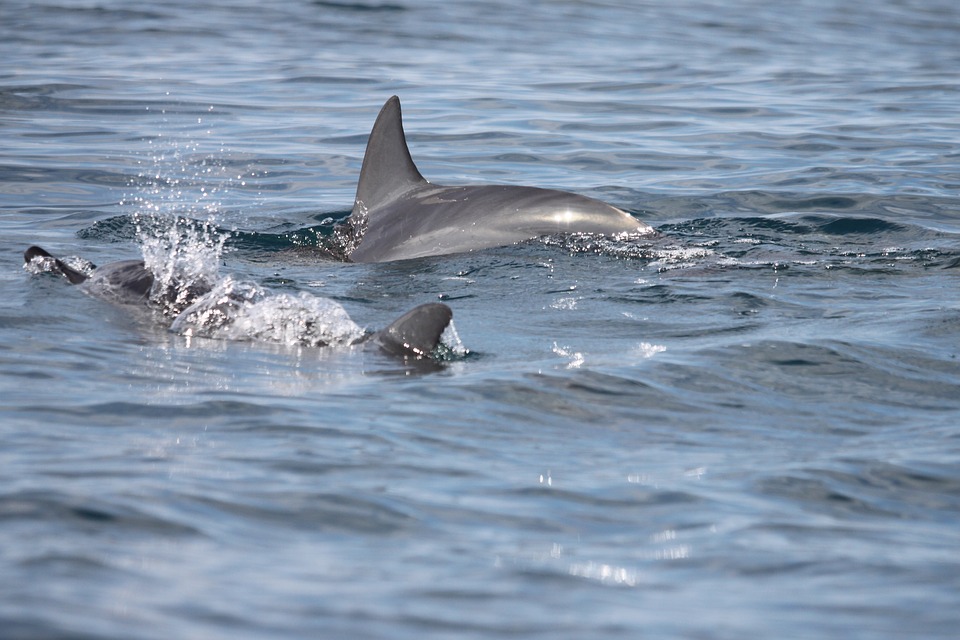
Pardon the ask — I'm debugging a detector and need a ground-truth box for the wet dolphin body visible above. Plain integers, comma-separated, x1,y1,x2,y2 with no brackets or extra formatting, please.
345,96,653,263
24,245,162,304
23,246,452,359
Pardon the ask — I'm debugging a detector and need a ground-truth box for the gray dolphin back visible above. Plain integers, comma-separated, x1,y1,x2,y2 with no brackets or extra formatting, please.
24,245,189,308
345,96,651,263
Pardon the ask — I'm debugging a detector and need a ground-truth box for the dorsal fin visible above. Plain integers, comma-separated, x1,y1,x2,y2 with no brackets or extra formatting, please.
353,96,426,213
373,303,452,358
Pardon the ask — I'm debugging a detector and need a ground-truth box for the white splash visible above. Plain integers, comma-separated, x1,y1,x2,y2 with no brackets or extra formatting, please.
23,252,96,279
552,342,585,369
636,342,666,358
136,213,229,313
121,121,238,313
171,277,365,348
438,320,470,358
550,296,581,311
568,561,638,587
648,245,715,271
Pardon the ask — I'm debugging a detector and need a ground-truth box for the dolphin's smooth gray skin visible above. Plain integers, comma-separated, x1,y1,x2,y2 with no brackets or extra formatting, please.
369,303,453,358
24,245,203,311
344,96,653,263
24,245,453,359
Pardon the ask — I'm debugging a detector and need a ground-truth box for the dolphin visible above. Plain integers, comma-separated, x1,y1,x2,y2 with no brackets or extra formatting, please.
343,96,653,263
24,245,168,305
23,245,453,359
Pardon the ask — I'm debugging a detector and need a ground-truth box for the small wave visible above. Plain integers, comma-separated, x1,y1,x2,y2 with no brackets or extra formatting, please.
753,458,960,521
0,489,200,537
311,0,406,12
643,191,960,231
650,214,960,273
76,214,141,242
188,491,415,534
815,216,906,235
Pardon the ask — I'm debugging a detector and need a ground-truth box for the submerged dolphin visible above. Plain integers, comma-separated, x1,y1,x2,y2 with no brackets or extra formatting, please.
23,246,207,312
344,96,653,263
23,246,453,359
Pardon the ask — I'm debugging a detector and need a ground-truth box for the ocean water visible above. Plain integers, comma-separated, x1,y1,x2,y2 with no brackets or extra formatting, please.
2,1,960,638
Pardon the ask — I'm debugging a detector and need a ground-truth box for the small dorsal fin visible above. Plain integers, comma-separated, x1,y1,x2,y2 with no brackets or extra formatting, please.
373,303,452,358
353,96,426,213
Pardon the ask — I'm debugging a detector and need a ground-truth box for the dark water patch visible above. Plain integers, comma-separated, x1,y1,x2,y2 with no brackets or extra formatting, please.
312,0,406,11
805,215,905,235
4,91,203,118
77,214,236,253
188,492,416,535
0,83,92,110
863,83,960,96
0,490,201,537
76,215,144,242
754,460,960,523
755,475,900,519
18,400,286,428
228,219,348,258
534,76,681,93
17,552,114,584
507,485,703,511
555,368,663,400
282,74,380,85
612,282,718,305
77,213,354,259
458,370,708,432
27,4,167,23
642,191,960,229
824,460,960,515
660,215,817,239
263,459,484,484
726,291,770,316
697,340,960,414
0,164,133,191
0,311,69,332
450,375,603,425
653,214,960,274
0,619,112,640
228,228,314,253
784,142,840,152
771,196,860,211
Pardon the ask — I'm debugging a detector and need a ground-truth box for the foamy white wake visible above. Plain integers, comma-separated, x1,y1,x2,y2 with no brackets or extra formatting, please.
124,128,367,348
170,277,366,347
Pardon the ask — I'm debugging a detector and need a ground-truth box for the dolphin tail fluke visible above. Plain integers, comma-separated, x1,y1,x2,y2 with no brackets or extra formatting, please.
373,302,453,358
24,246,90,285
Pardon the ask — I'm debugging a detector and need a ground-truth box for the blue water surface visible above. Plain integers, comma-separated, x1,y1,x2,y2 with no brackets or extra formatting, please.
2,1,959,638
